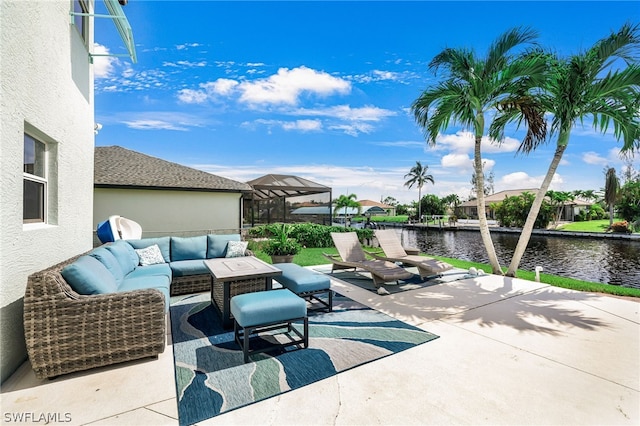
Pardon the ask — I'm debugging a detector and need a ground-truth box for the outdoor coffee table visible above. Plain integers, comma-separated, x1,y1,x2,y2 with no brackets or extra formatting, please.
204,256,282,329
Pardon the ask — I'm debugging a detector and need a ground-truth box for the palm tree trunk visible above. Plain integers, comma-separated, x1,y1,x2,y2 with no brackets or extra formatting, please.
507,140,568,277
418,187,422,222
473,136,502,274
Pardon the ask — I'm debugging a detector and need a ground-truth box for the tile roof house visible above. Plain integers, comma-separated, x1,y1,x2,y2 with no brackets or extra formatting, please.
458,189,593,221
94,146,253,239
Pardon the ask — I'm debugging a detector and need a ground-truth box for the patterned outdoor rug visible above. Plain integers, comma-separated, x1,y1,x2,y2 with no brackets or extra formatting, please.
170,292,439,425
312,265,473,295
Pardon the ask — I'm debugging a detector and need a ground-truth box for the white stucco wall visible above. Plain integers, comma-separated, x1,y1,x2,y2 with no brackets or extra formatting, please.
0,1,95,381
94,188,244,240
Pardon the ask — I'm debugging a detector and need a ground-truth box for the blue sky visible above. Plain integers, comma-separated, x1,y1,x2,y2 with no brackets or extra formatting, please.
93,1,640,204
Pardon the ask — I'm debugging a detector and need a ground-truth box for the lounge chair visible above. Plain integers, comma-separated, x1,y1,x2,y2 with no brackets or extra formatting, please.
323,232,414,288
370,229,453,279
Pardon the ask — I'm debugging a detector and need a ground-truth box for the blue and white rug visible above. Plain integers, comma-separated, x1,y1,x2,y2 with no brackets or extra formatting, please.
170,292,439,425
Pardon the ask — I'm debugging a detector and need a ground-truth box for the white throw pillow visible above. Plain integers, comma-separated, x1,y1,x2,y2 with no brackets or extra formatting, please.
135,244,165,266
225,240,248,258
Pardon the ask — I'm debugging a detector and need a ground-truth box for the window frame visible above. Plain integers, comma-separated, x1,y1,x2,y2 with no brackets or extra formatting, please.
73,0,90,43
23,134,48,224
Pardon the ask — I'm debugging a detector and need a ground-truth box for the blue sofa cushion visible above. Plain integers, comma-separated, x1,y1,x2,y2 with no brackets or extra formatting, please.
61,255,118,295
126,263,172,280
88,247,125,285
170,259,209,277
230,289,306,327
207,234,240,258
273,263,330,293
119,276,170,312
126,237,171,263
105,240,138,275
171,236,207,261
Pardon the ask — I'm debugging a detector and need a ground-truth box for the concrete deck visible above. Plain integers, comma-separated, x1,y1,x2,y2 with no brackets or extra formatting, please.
2,269,638,425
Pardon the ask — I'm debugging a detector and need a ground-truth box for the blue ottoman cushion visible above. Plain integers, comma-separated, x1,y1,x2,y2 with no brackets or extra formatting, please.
231,290,306,328
273,263,330,293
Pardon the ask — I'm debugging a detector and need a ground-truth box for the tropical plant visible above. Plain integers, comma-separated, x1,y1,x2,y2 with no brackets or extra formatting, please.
546,190,574,226
495,23,640,277
411,27,546,274
493,192,553,228
420,194,446,217
333,193,360,227
604,167,620,227
262,223,302,256
404,161,434,221
617,179,640,225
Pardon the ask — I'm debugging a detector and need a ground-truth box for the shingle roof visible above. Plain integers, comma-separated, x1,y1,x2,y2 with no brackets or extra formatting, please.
94,146,252,192
459,189,539,206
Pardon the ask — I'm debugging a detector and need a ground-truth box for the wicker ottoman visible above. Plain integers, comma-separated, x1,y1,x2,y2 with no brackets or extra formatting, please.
230,289,308,363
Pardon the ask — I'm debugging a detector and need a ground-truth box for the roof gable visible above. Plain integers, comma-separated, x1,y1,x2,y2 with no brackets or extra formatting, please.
95,146,252,192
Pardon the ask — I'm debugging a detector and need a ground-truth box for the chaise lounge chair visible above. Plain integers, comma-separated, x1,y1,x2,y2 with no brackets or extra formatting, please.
323,232,414,288
370,229,453,279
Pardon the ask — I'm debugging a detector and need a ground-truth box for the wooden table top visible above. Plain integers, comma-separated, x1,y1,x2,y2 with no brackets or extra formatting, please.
204,256,282,281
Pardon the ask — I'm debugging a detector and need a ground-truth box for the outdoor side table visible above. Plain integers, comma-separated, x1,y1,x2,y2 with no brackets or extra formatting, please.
204,256,282,329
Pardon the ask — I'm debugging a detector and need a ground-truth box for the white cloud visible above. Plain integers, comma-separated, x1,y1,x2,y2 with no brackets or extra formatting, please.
237,66,351,105
327,123,374,136
92,43,118,79
293,105,396,123
435,131,520,154
203,79,239,96
118,112,209,131
582,151,608,165
441,153,473,169
123,119,189,131
282,120,322,132
497,171,563,191
163,60,206,68
177,89,208,104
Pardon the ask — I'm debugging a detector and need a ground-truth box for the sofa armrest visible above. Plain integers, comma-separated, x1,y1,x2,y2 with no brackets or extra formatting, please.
24,267,166,379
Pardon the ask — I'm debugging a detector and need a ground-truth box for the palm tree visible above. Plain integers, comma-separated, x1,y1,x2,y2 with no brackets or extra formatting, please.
498,23,640,277
411,27,546,274
604,167,620,227
333,194,360,227
404,161,434,222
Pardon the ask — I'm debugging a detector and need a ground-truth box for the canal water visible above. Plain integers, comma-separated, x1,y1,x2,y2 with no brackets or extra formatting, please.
398,228,640,289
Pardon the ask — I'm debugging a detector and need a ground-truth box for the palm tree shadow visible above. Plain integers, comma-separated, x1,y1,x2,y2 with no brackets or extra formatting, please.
366,275,611,336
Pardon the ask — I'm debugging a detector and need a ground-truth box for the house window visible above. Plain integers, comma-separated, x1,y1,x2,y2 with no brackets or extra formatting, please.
23,134,47,223
73,0,89,43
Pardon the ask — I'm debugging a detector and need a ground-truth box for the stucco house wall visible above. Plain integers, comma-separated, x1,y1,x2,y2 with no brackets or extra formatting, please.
93,188,244,240
93,146,253,242
0,0,95,382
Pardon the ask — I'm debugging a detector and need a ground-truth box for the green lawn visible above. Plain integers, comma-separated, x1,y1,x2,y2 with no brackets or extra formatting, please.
556,219,628,233
254,247,640,299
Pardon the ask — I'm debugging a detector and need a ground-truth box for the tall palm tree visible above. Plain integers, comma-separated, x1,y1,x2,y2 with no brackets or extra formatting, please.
604,167,620,227
496,23,640,277
333,193,360,227
411,27,546,274
404,161,434,222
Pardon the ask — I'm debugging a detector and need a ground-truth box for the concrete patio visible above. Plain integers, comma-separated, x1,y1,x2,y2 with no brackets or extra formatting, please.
2,268,638,425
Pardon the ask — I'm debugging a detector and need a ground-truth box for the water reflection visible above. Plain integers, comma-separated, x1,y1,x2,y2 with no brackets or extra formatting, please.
401,229,640,288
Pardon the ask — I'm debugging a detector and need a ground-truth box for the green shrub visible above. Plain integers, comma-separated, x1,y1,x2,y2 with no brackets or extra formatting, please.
248,223,373,248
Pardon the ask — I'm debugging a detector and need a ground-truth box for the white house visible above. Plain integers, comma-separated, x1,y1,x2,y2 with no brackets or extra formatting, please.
0,0,136,382
94,146,252,240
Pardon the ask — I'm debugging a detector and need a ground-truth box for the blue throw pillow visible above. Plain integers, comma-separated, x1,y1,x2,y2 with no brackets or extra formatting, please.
89,247,125,284
61,256,118,295
171,236,207,261
105,240,138,274
207,234,240,258
126,237,171,263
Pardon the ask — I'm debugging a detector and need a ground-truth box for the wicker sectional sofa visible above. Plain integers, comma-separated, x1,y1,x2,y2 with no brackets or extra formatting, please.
24,234,246,379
